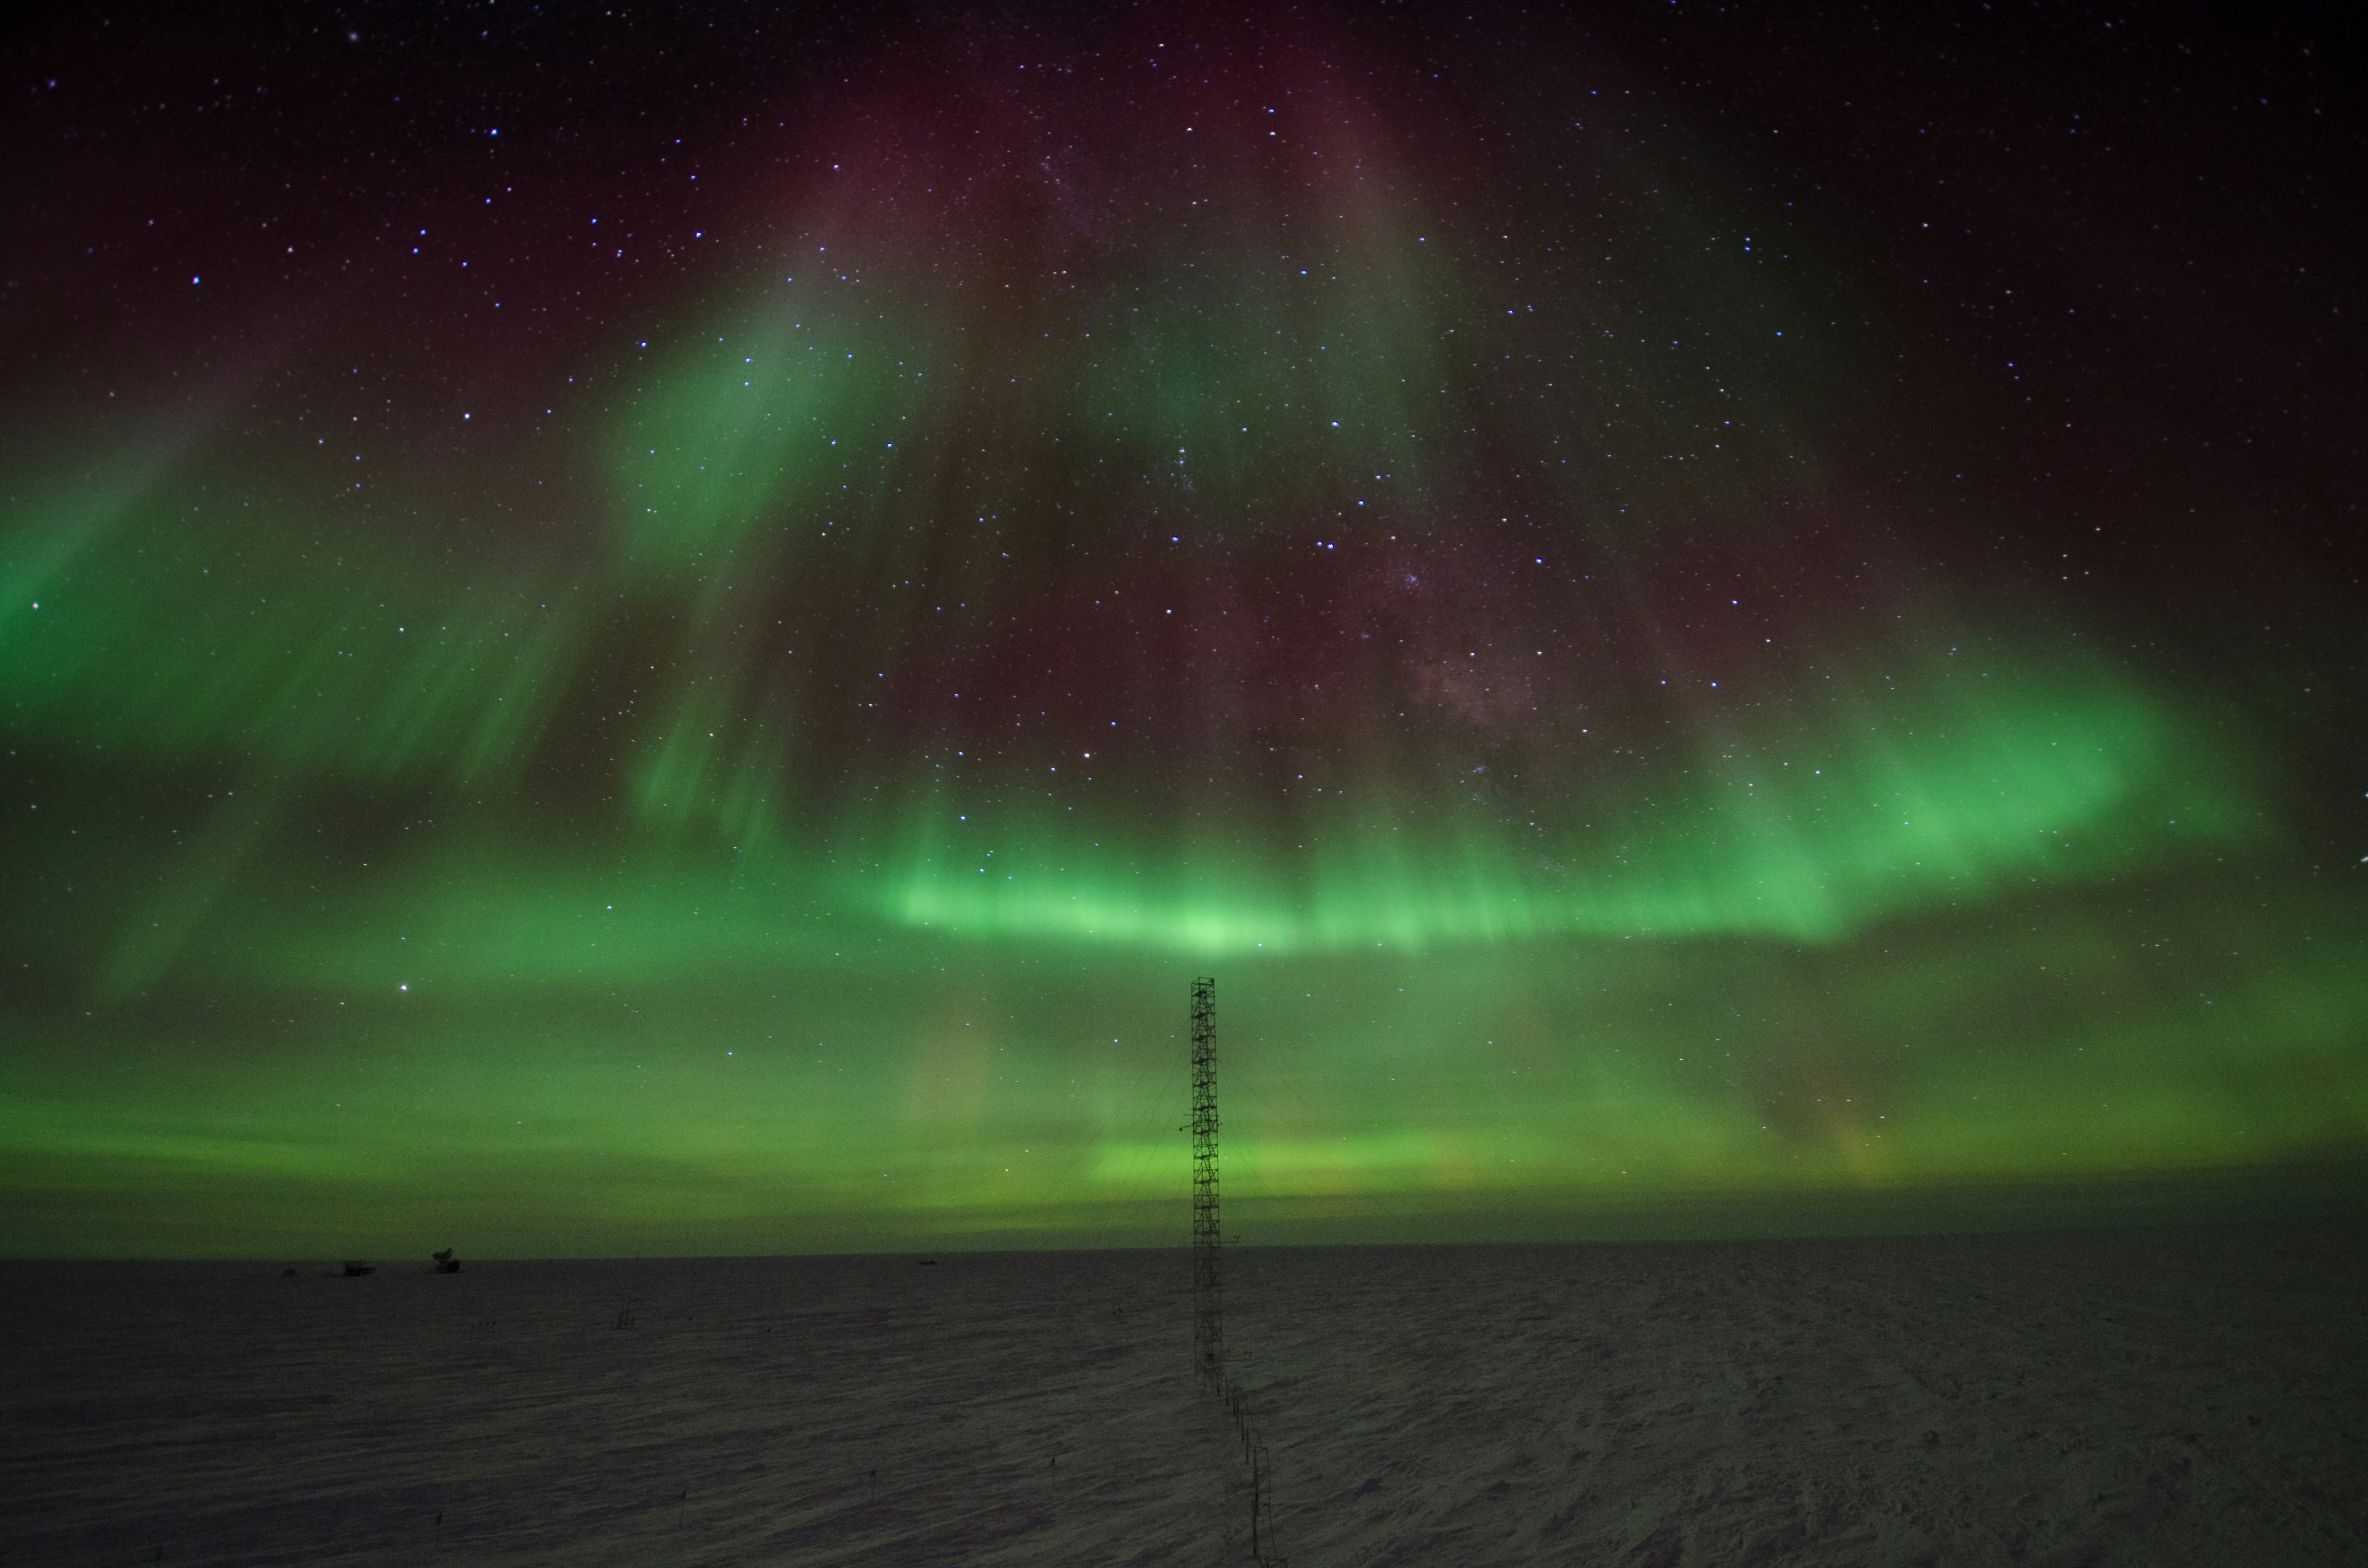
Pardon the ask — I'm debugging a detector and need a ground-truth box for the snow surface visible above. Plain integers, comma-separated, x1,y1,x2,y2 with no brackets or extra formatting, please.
4,1225,2362,1564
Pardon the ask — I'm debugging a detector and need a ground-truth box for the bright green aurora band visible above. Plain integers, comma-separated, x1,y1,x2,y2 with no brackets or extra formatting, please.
2,13,2362,1256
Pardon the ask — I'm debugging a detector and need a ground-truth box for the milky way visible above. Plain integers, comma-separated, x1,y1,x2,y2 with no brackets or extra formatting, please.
3,2,2360,1254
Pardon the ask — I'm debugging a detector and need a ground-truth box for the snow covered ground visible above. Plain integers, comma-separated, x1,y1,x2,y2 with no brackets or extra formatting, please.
4,1225,2361,1565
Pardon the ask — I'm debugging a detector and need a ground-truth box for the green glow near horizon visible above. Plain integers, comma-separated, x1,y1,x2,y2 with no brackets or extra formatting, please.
6,879,2362,1255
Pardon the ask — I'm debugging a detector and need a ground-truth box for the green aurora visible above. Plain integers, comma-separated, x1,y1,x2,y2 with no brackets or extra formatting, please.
3,5,2363,1257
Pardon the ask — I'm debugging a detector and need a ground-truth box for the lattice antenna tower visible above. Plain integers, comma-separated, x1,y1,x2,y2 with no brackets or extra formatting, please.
1189,975,1222,1384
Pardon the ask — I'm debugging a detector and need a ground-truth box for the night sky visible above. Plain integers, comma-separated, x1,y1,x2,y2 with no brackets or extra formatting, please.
4,2,2362,1257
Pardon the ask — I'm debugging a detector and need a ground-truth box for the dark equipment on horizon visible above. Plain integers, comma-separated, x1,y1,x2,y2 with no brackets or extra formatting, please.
432,1249,460,1273
340,1261,374,1277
